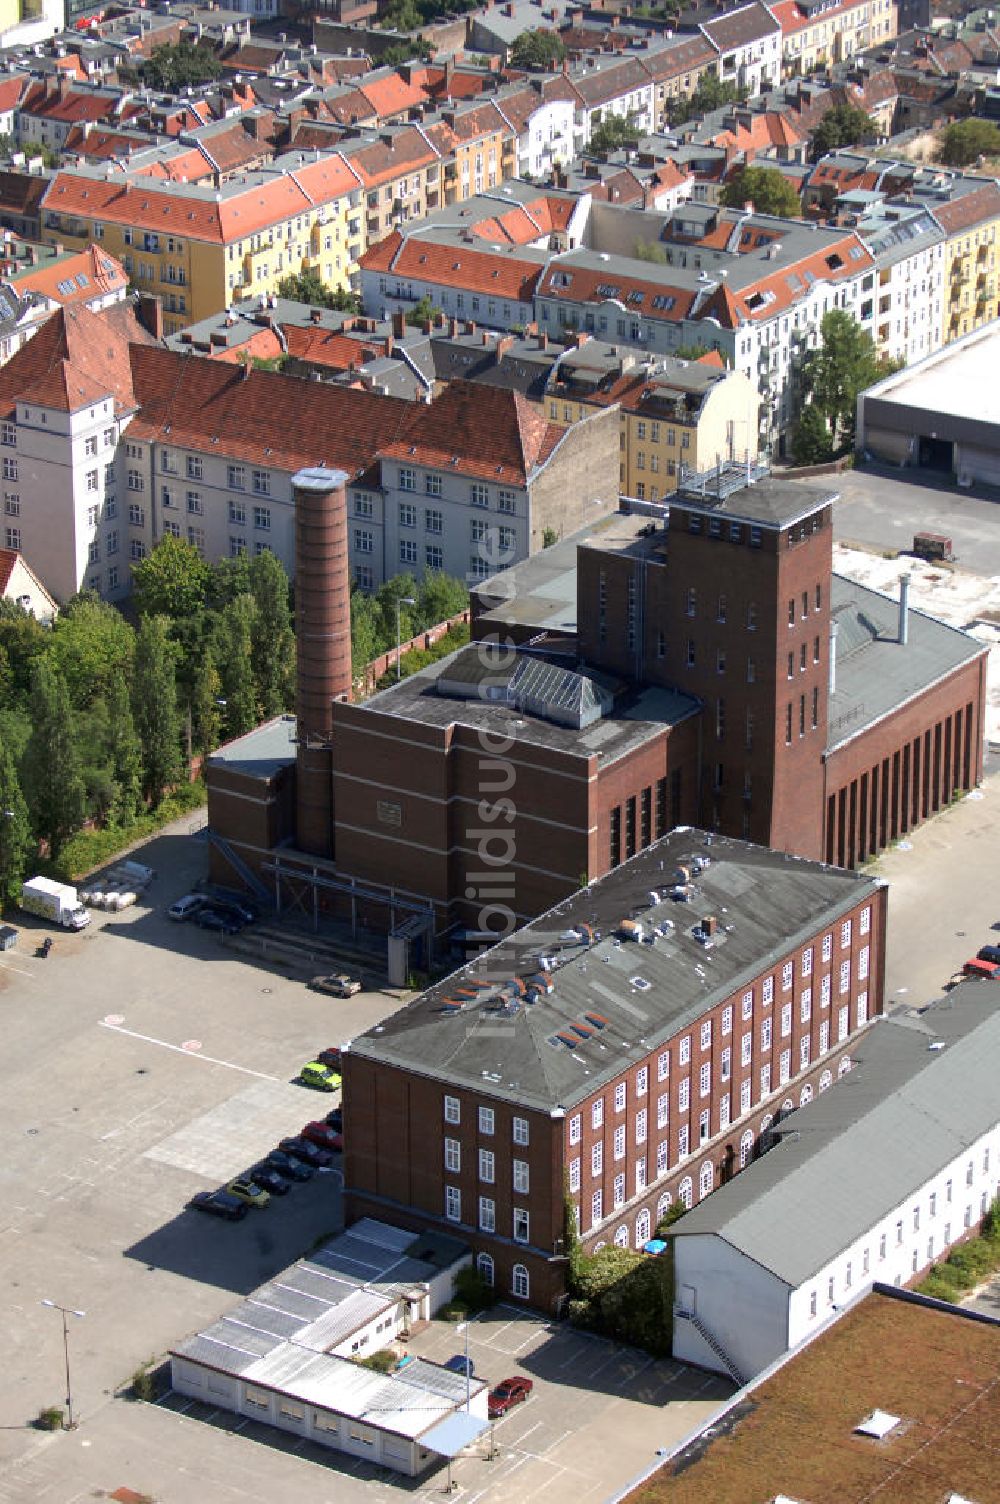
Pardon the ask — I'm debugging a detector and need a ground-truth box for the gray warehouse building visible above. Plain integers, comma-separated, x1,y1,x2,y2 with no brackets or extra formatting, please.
857,320,1000,484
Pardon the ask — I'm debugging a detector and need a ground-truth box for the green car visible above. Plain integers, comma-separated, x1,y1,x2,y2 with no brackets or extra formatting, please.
226,1177,270,1209
300,1061,342,1092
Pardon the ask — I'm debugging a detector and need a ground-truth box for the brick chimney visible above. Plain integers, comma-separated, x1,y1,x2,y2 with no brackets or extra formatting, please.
392,310,406,338
136,291,164,341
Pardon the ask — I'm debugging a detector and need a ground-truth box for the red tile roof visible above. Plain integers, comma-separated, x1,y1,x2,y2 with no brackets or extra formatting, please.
470,193,576,245
19,82,122,126
0,300,154,418
282,325,387,370
380,380,555,484
361,229,543,303
127,346,416,479
931,182,1000,236
9,242,126,304
0,74,27,114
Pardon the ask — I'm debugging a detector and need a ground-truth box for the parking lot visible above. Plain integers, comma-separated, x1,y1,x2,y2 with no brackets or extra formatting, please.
831,462,1000,573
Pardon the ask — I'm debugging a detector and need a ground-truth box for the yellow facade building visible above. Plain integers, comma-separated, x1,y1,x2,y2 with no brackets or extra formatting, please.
932,182,1000,346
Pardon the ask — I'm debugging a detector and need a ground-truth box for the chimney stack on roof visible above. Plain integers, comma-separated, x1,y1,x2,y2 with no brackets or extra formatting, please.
898,572,911,646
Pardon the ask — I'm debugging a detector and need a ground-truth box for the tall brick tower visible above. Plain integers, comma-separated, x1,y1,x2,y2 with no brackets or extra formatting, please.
293,467,352,857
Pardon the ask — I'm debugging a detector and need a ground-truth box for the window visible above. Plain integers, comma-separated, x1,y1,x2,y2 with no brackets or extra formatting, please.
657,1091,669,1127
229,500,246,526
400,539,418,565
188,527,204,553
635,1108,647,1144
613,1172,625,1208
444,1137,461,1173
128,502,144,527
513,1115,529,1145
512,1263,529,1299
398,467,415,491
591,1142,603,1177
5,495,19,517
569,1157,580,1192
569,1113,581,1146
498,488,516,513
838,1004,849,1042
678,1124,690,1158
444,1095,460,1124
800,1035,811,1068
839,959,851,995
685,586,696,618
679,1035,691,1066
0,422,14,447
2,458,16,483
127,469,143,492
614,1124,625,1160
471,482,489,508
699,1160,714,1200
781,1003,792,1037
840,919,852,948
5,526,20,550
821,973,831,1009
479,1196,495,1232
130,540,146,561
513,1208,529,1244
822,932,833,963
591,1190,603,1226
227,464,246,491
253,506,271,531
479,1105,494,1135
399,502,417,529
779,1049,791,1084
186,455,202,480
761,1017,772,1050
479,1148,495,1183
186,490,202,515
802,946,813,978
355,528,373,554
722,1006,733,1036
859,905,871,936
700,1019,712,1050
762,976,774,1006
477,1252,494,1288
615,1081,627,1112
513,1159,529,1194
678,1077,690,1112
856,991,868,1027
699,1061,711,1098
445,1185,461,1222
252,469,270,496
741,1032,752,1066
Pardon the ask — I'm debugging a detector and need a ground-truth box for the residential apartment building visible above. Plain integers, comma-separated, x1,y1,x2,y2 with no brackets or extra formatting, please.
929,181,1000,345
343,830,887,1311
693,2,783,97
40,151,365,334
853,201,944,366
770,0,898,78
672,985,1000,1382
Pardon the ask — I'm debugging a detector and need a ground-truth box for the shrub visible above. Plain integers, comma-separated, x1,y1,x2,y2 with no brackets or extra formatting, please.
131,1364,156,1401
453,1264,496,1313
35,1406,63,1430
359,1349,398,1373
568,1246,673,1355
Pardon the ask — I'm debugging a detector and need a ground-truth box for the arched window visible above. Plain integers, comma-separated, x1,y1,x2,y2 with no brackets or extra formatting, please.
699,1160,714,1200
679,1177,693,1209
739,1129,754,1168
818,1069,833,1093
635,1208,651,1247
511,1263,529,1299
838,1055,852,1077
799,1083,813,1107
781,1098,794,1119
477,1252,494,1288
594,1241,607,1253
614,1225,629,1248
657,1192,673,1223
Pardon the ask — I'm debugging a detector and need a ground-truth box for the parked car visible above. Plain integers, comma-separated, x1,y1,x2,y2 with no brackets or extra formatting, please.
309,973,362,997
963,957,1000,980
324,1106,343,1132
225,1177,270,1209
316,1047,342,1071
211,898,257,926
302,1120,343,1152
262,1151,314,1183
246,1164,290,1196
189,1190,248,1222
168,894,207,922
444,1354,475,1378
488,1376,533,1418
195,906,243,935
278,1136,334,1169
977,944,1000,966
299,1061,341,1092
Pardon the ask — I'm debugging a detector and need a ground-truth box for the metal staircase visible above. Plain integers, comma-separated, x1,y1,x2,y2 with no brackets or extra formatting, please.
676,1308,748,1387
205,830,273,906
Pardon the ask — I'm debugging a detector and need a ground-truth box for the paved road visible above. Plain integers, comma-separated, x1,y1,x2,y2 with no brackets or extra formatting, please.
831,464,1000,575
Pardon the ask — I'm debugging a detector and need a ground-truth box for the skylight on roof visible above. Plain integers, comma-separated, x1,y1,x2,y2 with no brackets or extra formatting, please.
855,1410,901,1440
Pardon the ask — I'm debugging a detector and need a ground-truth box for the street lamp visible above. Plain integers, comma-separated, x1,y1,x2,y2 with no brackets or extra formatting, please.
455,1320,471,1413
40,1300,85,1430
395,595,416,681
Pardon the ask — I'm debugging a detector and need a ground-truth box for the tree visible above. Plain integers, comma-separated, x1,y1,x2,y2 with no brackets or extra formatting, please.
935,118,1000,167
0,735,31,907
132,616,181,807
49,597,135,709
811,103,878,160
668,72,744,126
143,40,222,91
106,669,143,827
416,571,469,630
132,536,210,620
350,588,383,679
799,308,896,449
217,595,258,738
0,602,49,708
509,28,566,68
406,292,442,328
720,165,801,218
276,270,359,312
791,403,835,465
249,551,295,720
589,112,642,155
190,651,223,757
23,660,86,860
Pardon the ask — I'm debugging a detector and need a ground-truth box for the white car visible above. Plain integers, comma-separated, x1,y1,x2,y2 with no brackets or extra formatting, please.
168,894,206,922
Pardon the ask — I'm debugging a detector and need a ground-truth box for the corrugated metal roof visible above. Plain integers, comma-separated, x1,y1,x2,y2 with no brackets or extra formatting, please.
672,989,1000,1287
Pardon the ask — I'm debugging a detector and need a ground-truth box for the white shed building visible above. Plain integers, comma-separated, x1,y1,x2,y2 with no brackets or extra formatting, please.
670,985,1000,1384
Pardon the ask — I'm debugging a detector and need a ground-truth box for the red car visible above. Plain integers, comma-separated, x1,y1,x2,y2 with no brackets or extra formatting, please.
316,1047,342,1070
302,1120,344,1152
488,1376,533,1418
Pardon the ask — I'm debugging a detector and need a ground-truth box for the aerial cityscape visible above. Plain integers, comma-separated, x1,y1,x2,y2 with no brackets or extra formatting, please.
0,0,997,1496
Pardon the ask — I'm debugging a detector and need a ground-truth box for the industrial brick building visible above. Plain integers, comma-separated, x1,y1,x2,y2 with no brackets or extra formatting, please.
206,463,985,941
343,828,887,1312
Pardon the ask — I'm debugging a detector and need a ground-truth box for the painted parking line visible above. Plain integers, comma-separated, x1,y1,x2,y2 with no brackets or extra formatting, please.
0,960,37,979
98,1019,280,1080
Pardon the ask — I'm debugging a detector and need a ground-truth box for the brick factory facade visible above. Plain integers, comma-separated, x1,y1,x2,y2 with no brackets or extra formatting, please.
343,830,887,1312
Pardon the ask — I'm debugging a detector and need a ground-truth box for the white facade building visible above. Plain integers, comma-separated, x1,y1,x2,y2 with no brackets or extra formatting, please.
856,203,945,367
670,988,1000,1384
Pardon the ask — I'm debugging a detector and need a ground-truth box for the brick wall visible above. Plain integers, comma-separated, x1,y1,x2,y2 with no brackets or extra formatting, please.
530,405,620,551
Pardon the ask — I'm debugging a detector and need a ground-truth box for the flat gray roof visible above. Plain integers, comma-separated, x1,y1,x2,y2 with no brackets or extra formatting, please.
350,830,881,1111
674,471,839,528
671,985,1000,1287
357,646,699,763
861,317,1000,426
827,573,986,752
206,715,297,779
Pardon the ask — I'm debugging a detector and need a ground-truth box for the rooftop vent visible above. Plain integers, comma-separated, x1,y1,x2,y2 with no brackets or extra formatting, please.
855,1410,902,1440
